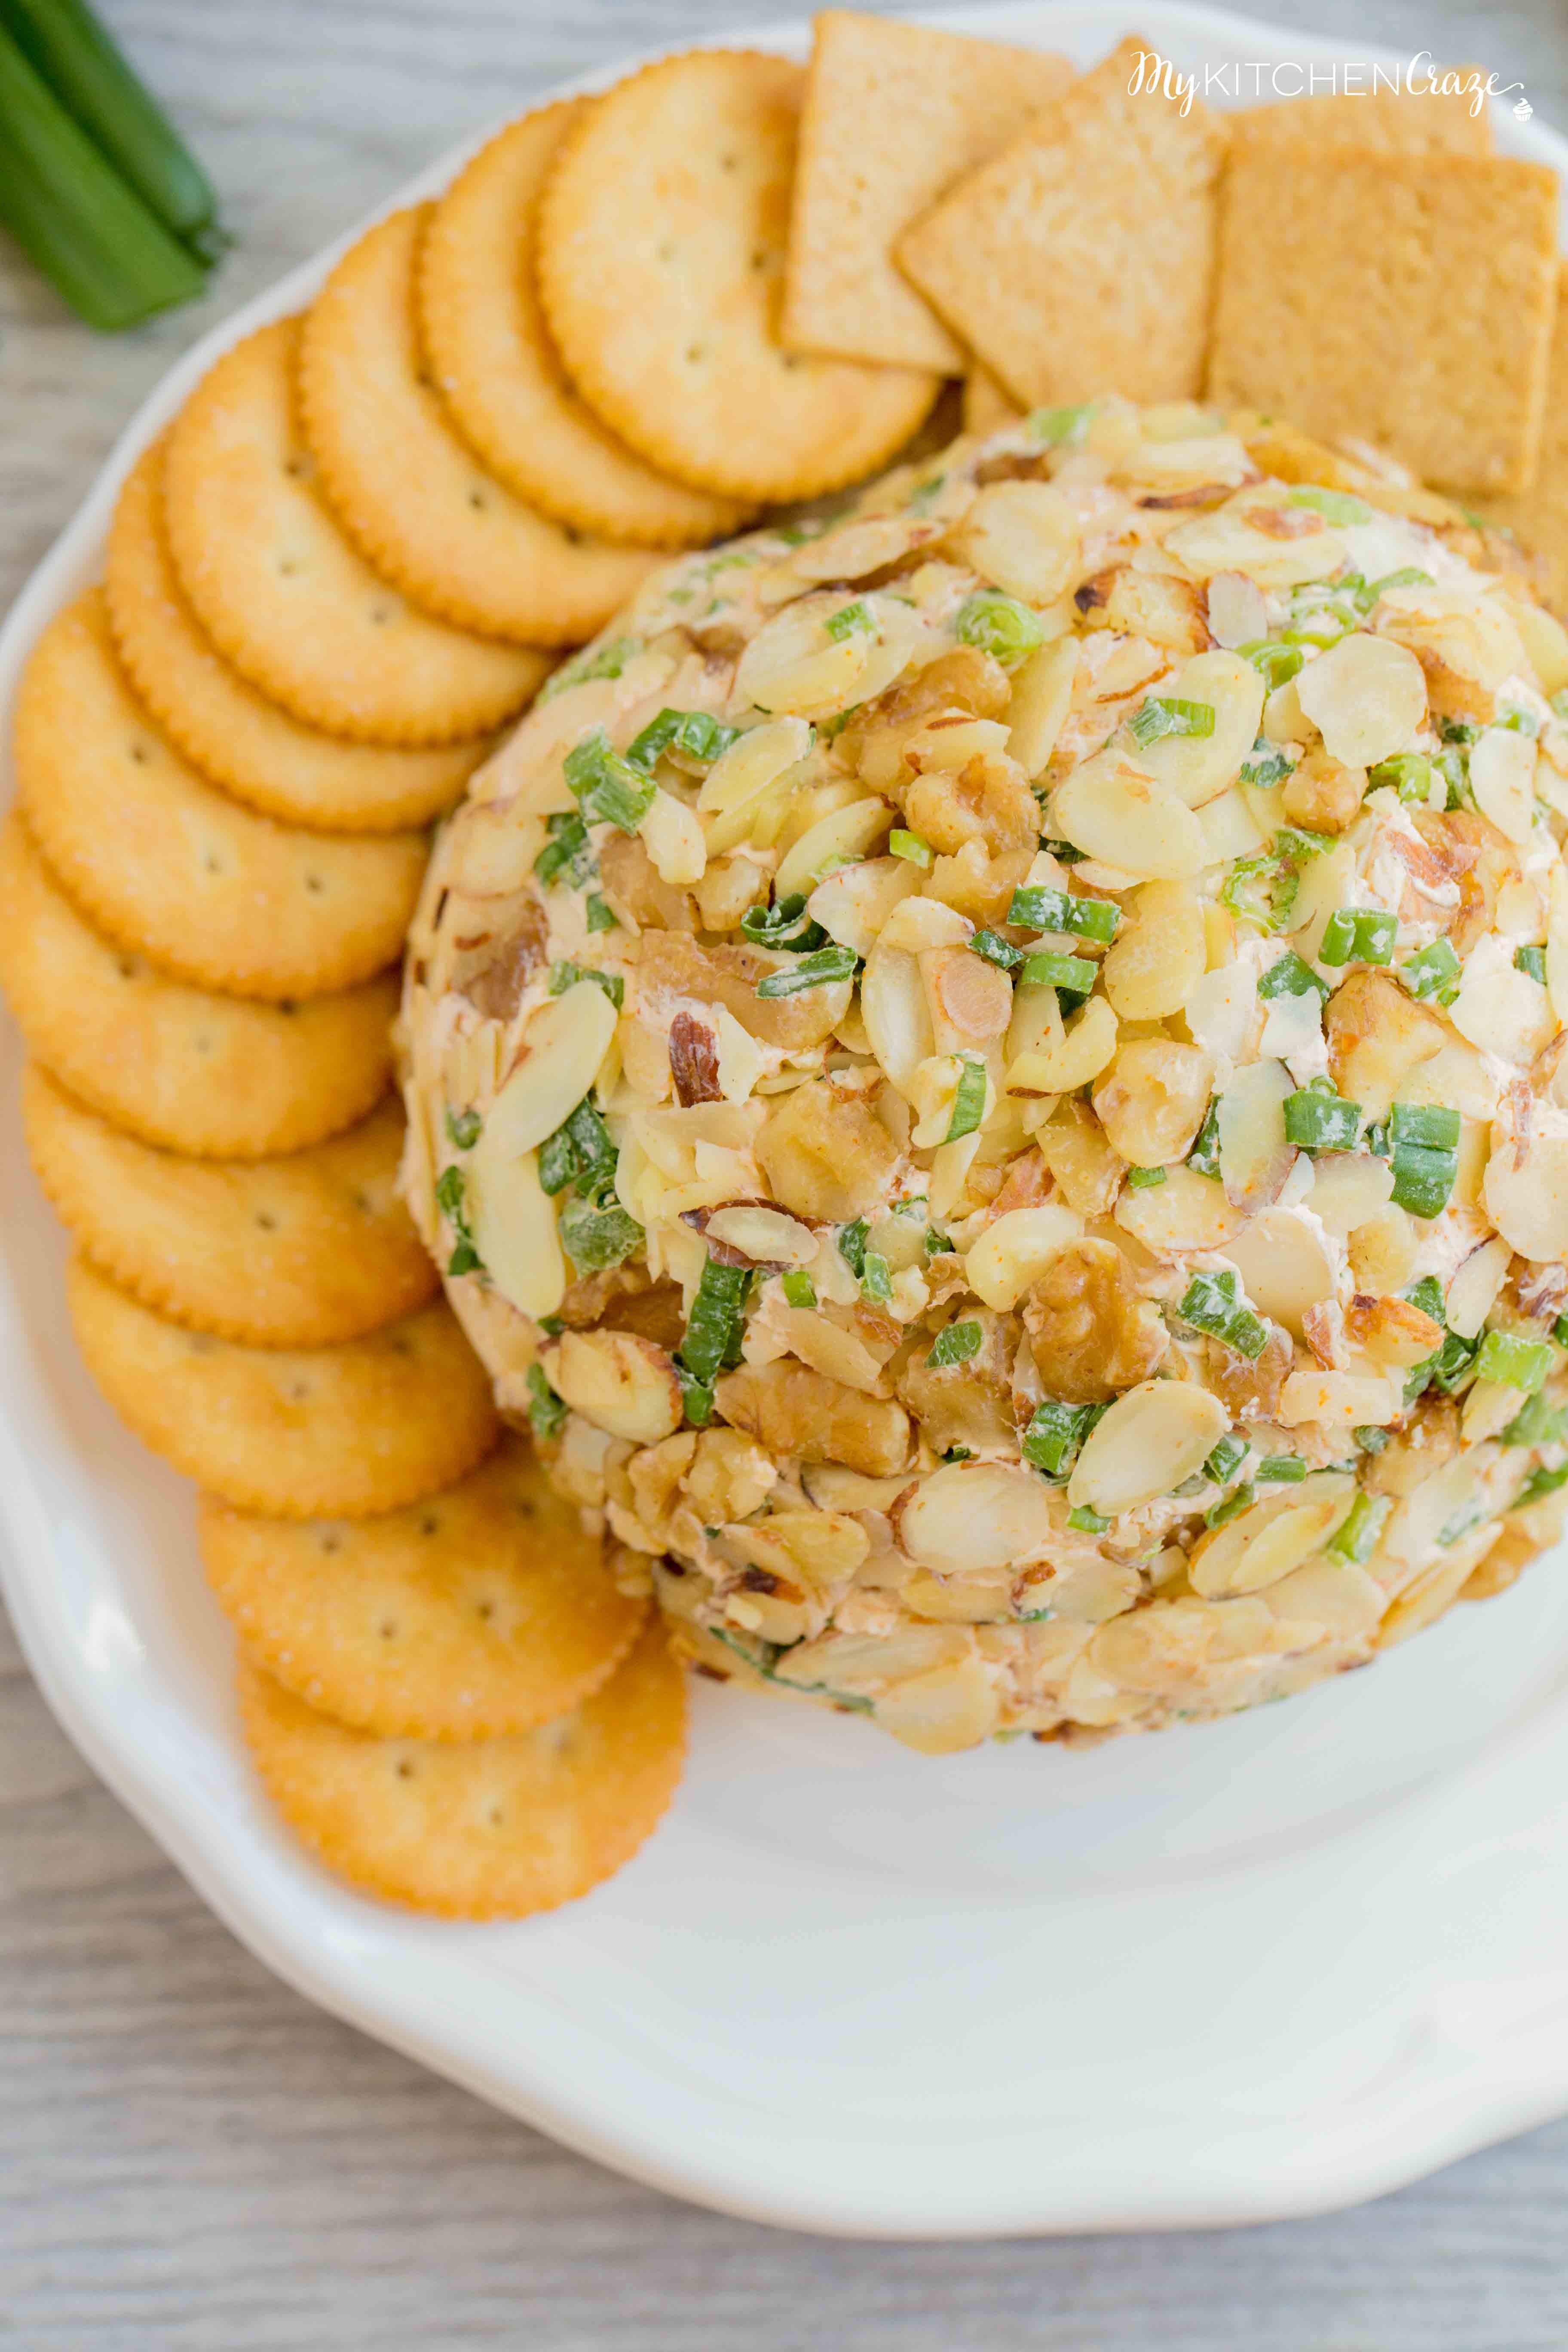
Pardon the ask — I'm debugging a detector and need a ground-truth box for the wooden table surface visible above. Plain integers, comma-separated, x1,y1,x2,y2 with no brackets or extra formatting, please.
5,1,1568,2341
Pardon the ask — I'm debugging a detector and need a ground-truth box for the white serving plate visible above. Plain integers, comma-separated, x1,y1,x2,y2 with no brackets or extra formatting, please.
5,0,1568,2241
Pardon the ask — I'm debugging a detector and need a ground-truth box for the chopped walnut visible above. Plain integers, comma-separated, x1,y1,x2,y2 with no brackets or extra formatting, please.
1280,747,1367,834
1022,1239,1168,1405
756,1076,902,1222
1366,1395,1460,1498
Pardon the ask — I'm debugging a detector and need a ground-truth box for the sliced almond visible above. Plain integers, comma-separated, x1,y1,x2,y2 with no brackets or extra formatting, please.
1468,726,1540,848
484,981,618,1159
1067,1379,1228,1516
1216,1057,1295,1209
895,1460,1057,1572
1006,637,1078,779
773,796,891,903
1295,632,1427,767
949,480,1081,605
1133,651,1265,810
545,1329,682,1446
1049,751,1208,879
964,1202,1085,1310
1223,1205,1336,1340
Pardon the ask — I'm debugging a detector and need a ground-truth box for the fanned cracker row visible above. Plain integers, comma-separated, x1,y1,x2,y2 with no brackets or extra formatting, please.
106,444,490,834
15,592,427,1000
537,49,940,504
67,1260,498,1519
299,208,656,644
237,1617,686,1918
1480,262,1568,608
898,36,1227,410
782,11,1074,373
1207,146,1559,496
24,1072,436,1348
199,1436,646,1739
418,106,748,549
1231,68,1494,154
0,814,396,1158
162,320,548,745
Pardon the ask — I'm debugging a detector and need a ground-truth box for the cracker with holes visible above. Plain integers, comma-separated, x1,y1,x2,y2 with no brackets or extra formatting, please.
897,35,1226,410
782,11,1074,372
106,443,491,834
199,1436,646,1737
24,1073,435,1347
418,106,747,549
15,591,427,998
67,1260,497,1517
162,320,548,744
299,208,656,643
537,49,940,503
1208,144,1559,496
237,1616,685,1916
0,815,395,1158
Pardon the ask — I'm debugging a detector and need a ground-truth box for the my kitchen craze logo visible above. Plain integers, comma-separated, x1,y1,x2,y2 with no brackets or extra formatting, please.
1127,51,1530,121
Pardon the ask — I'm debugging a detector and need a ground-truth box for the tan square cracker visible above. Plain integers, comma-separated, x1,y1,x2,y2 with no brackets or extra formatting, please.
1231,68,1493,156
15,591,428,1000
67,1258,497,1519
1207,144,1559,497
418,103,748,549
299,207,656,645
236,1615,685,1917
23,1071,437,1348
199,1434,645,1739
781,12,1075,373
897,35,1227,411
536,49,940,505
1478,261,1568,609
162,319,547,747
105,442,492,836
0,812,396,1159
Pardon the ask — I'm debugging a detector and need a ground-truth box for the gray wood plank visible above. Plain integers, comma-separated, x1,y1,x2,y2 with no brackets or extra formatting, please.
5,1,1568,2341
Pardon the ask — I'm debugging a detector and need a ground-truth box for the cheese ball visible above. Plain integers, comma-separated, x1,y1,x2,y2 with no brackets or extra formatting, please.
401,396,1568,1754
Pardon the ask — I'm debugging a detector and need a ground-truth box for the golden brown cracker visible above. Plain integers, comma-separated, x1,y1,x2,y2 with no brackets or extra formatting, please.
0,813,395,1158
1207,145,1559,497
782,12,1074,373
199,1436,645,1738
237,1615,685,1916
162,320,548,745
1479,262,1568,608
897,36,1226,410
418,106,747,549
300,208,657,643
1232,68,1493,156
15,591,427,999
67,1259,497,1517
105,442,491,833
24,1071,436,1347
537,50,940,503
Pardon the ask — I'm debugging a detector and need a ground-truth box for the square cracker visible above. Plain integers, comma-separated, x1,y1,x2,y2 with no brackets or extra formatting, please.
1232,70,1493,156
1207,145,1559,497
782,12,1075,373
896,36,1227,411
1479,262,1568,609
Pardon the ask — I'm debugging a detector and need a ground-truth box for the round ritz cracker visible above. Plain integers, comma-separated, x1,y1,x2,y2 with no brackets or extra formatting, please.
536,50,941,504
105,442,493,834
298,207,657,646
66,1257,498,1518
15,591,428,1000
417,103,747,549
236,1614,686,1917
199,1433,646,1739
0,813,396,1159
23,1069,436,1347
161,319,548,747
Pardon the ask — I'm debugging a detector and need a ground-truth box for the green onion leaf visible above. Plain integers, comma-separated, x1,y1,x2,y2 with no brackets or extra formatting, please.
1367,567,1432,598
1205,1482,1254,1529
1068,1504,1111,1533
1518,1462,1568,1506
781,1270,817,1311
1515,944,1548,984
676,1257,753,1396
1289,487,1373,525
434,1164,483,1279
1204,1433,1249,1486
1006,885,1120,942
754,943,859,998
626,707,740,769
837,1219,868,1278
955,591,1046,668
1187,1099,1222,1179
1021,951,1096,996
533,808,595,888
927,1318,983,1368
739,892,825,952
444,1106,481,1151
548,959,624,1009
1256,1455,1308,1482
1473,1330,1554,1392
1282,1087,1361,1153
563,728,658,832
1258,947,1329,1001
540,636,639,702
1369,750,1438,804
824,599,873,641
584,891,618,934
1128,695,1216,747
1179,1267,1268,1360
1240,738,1292,788
525,1363,568,1441
970,928,1023,970
944,1055,988,1142
1027,403,1093,447
1125,1164,1166,1189
558,1193,643,1273
1022,1397,1104,1479
1328,1491,1389,1564
860,1251,893,1306
1319,907,1397,967
1238,640,1303,689
1501,1391,1565,1446
1400,937,1461,1005
888,828,934,867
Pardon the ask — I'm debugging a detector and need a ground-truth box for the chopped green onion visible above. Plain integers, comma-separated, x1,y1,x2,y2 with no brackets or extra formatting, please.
1179,1268,1268,1360
1021,951,1096,996
1125,1164,1166,1189
888,828,933,867
540,635,638,702
955,591,1045,668
1022,1398,1104,1479
525,1363,567,1441
1369,750,1438,804
1400,937,1461,1005
677,1257,753,1398
1204,1433,1249,1487
1205,1482,1254,1529
1328,1491,1389,1563
1473,1330,1554,1392
563,728,657,832
537,1096,618,1204
1068,1504,1111,1533
824,598,873,641
1283,1089,1361,1152
558,1193,643,1273
860,1251,893,1306
754,944,859,997
1387,1102,1460,1219
781,1270,817,1311
1256,1455,1308,1483
1240,738,1292,788
1006,885,1120,942
1289,487,1372,525
837,1220,868,1278
1238,640,1303,689
1128,695,1215,747
923,1226,955,1257
584,891,618,934
1187,1099,1222,1179
1258,948,1328,1001
927,1318,983,1369
1319,907,1397,967
1515,944,1548,984
739,892,825,952
434,1164,483,1279
1518,1462,1568,1505
1501,1391,1565,1446
625,707,739,769
1405,1276,1446,1324
944,1055,988,1142
548,959,624,1009
970,928,1023,970
533,808,594,888
1027,402,1094,447
1367,567,1432,598
1354,1425,1391,1453
444,1106,481,1152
